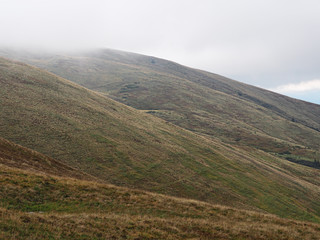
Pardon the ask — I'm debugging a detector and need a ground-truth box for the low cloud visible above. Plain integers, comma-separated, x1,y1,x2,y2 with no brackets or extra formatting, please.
271,79,320,93
1,0,320,93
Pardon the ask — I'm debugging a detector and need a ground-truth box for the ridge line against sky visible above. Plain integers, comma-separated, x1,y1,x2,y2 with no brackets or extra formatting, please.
0,0,319,104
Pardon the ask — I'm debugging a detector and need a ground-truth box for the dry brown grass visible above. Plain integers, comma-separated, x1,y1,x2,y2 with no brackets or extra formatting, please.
2,210,320,240
1,164,319,240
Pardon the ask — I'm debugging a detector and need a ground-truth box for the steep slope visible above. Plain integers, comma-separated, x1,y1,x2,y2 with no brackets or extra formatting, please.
8,48,320,168
1,57,320,222
2,164,319,240
0,136,92,180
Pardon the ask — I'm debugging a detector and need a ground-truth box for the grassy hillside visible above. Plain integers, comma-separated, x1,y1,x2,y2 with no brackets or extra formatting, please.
1,164,319,240
1,57,320,222
1,128,319,239
0,137,93,180
8,48,320,168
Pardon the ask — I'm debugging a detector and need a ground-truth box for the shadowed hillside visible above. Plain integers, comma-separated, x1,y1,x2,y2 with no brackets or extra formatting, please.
7,48,320,168
1,57,320,222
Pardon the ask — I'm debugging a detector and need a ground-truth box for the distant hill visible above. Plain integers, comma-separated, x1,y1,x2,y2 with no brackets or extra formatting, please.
0,56,320,223
6,48,320,169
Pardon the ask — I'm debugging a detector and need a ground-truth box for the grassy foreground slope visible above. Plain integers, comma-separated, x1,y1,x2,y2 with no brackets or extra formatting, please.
10,48,320,167
1,57,320,222
1,135,319,239
1,164,320,240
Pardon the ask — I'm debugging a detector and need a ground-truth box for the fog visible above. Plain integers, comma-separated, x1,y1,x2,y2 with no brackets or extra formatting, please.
1,0,320,103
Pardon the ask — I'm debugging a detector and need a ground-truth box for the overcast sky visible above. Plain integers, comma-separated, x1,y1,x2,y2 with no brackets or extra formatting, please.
1,0,320,104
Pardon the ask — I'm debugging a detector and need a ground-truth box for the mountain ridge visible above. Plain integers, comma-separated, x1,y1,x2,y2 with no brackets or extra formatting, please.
0,54,320,223
8,48,320,167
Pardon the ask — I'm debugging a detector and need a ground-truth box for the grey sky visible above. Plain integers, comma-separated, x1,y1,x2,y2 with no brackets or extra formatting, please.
1,0,320,103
